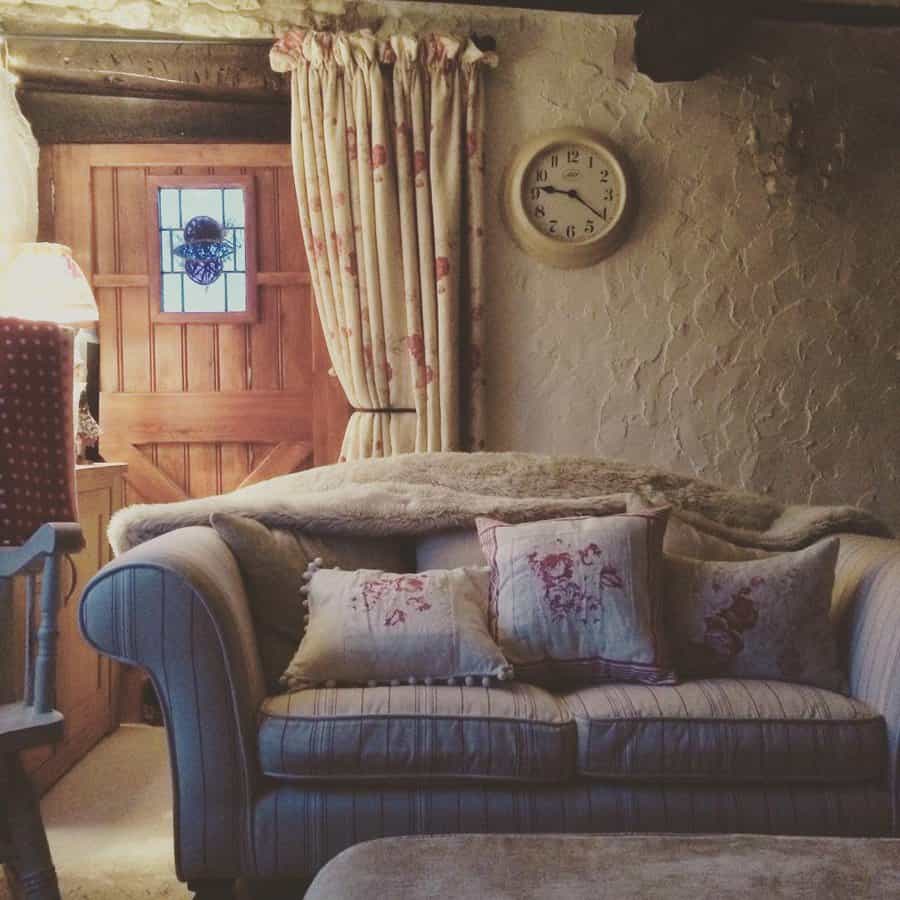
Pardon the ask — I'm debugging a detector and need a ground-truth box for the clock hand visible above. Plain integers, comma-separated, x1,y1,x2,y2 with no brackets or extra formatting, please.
566,189,605,218
538,185,604,218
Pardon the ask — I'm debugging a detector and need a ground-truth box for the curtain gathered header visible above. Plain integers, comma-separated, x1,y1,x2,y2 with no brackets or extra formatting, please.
270,29,498,75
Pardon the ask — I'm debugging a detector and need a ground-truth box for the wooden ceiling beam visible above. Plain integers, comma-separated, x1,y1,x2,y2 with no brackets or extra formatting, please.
4,1,900,41
635,1,752,82
7,1,899,139
420,0,900,26
5,39,287,103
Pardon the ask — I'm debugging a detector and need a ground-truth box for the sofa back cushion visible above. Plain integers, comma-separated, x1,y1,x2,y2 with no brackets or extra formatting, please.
662,516,772,561
210,513,414,690
415,529,486,570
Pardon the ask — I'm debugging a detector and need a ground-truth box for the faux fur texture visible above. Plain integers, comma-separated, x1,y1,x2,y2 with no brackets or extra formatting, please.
108,452,891,556
304,834,900,900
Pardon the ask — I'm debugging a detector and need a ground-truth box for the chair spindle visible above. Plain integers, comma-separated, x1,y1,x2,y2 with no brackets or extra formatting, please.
24,571,36,706
33,555,61,716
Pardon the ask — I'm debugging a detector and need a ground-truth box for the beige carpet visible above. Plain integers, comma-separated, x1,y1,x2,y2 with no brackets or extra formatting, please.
2,725,194,899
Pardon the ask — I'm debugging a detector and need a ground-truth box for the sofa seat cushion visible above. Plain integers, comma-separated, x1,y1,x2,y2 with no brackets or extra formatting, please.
259,682,576,784
563,679,885,784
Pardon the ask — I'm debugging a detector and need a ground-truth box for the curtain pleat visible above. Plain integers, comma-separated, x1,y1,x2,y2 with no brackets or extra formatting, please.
273,30,496,461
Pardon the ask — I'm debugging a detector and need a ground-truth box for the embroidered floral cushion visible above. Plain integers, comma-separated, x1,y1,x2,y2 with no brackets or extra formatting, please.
280,565,513,690
210,513,414,691
664,537,844,691
476,510,676,687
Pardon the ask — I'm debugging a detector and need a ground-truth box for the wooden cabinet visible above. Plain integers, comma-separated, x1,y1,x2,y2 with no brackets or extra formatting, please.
16,462,127,793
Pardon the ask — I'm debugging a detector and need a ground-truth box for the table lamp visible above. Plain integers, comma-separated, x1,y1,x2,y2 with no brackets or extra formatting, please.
0,243,101,459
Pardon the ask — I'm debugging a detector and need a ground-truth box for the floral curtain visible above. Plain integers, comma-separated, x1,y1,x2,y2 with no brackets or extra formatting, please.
270,29,495,460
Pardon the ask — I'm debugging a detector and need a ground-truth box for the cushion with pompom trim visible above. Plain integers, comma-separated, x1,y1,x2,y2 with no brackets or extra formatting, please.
280,562,513,690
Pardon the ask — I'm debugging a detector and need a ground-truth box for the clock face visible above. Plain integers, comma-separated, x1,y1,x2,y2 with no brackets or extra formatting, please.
502,128,634,268
522,142,625,244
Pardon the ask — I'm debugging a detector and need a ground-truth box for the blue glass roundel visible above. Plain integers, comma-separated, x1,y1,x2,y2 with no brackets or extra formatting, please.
173,216,234,286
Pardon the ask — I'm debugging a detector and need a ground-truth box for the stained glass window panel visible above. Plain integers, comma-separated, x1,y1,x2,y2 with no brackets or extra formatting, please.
159,189,181,229
183,274,226,312
160,230,172,273
225,273,247,312
162,274,183,312
224,189,245,228
154,181,251,316
233,230,246,271
180,189,223,224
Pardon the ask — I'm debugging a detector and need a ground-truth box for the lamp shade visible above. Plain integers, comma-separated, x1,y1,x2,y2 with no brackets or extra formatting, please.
0,243,99,325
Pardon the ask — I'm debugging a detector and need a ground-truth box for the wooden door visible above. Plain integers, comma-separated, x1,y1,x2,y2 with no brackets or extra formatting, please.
42,144,349,505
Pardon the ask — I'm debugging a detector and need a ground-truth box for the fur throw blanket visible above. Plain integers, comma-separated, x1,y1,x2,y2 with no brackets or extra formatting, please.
108,452,891,556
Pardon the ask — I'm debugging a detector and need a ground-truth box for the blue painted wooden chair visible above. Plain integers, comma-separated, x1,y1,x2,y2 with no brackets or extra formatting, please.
0,317,85,900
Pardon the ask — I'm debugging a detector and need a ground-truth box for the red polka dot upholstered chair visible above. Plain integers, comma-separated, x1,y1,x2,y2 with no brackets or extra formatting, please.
0,317,85,900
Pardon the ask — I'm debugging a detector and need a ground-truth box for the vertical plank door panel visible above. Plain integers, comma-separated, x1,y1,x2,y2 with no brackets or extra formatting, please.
249,167,284,469
91,167,123,396
179,165,221,497
148,165,189,492
212,164,253,491
114,167,153,398
278,166,313,411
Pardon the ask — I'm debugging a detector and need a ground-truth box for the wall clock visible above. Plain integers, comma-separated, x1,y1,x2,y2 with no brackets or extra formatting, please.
501,127,635,269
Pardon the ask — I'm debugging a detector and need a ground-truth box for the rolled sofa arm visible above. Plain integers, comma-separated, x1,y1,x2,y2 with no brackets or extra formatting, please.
837,534,900,835
79,526,266,881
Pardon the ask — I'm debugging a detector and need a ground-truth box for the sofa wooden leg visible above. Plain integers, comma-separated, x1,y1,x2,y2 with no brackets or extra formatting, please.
187,878,236,900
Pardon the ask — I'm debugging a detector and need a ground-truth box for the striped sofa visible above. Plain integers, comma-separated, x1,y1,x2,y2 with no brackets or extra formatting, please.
79,525,900,898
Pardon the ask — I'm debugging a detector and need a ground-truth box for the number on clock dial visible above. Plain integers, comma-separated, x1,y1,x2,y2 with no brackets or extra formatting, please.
525,145,617,242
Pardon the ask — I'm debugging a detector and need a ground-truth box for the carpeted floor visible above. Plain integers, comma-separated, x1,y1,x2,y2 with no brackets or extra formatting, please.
2,725,194,899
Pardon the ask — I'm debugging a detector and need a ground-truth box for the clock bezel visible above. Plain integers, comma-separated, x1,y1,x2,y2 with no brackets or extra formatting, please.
501,127,635,269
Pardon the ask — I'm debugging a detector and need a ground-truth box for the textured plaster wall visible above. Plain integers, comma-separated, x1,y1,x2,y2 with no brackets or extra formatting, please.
3,1,899,528
474,15,900,529
0,0,345,36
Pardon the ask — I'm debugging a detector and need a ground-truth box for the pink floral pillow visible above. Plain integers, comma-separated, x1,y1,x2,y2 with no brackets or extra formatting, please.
476,510,676,686
664,537,844,691
280,564,513,690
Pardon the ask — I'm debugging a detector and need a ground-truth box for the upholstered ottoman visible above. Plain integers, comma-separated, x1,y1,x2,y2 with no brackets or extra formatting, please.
304,834,900,899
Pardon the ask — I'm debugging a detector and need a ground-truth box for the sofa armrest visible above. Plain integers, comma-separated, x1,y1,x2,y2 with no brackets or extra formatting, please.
78,526,266,880
837,534,900,835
